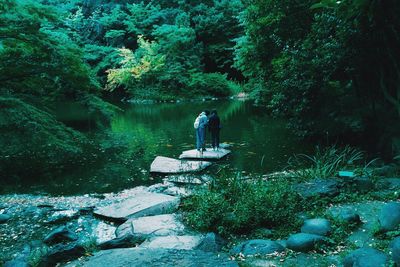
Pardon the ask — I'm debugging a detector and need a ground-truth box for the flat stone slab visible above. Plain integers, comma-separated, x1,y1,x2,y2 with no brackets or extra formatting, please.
150,156,212,174
165,174,213,185
116,214,186,237
140,235,204,250
94,192,180,222
179,148,231,160
66,248,238,267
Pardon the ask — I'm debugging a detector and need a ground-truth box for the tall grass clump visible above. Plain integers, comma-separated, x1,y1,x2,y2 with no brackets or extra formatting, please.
181,173,302,236
287,145,364,180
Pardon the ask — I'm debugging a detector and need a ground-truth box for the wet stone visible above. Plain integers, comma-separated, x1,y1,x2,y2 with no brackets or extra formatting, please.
301,218,331,236
286,233,325,252
65,248,238,267
343,247,388,267
378,202,400,232
94,192,180,223
150,156,212,174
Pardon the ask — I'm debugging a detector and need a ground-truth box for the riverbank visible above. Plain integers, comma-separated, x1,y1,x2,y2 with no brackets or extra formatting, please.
2,153,400,266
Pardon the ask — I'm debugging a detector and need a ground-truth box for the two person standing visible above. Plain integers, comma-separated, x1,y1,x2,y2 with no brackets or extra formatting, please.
194,109,221,152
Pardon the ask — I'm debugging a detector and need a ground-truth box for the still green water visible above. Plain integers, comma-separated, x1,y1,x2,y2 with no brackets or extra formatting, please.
13,100,314,195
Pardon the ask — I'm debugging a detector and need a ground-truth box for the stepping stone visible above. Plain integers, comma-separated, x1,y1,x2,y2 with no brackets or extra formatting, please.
94,192,180,222
165,174,212,185
140,235,204,250
116,214,186,237
65,248,238,267
150,156,212,174
179,148,231,160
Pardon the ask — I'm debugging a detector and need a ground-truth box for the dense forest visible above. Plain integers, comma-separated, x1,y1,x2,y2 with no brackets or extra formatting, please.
1,0,400,181
3,1,400,266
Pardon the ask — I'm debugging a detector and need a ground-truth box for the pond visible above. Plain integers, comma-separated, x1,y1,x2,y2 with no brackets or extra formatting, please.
5,100,314,195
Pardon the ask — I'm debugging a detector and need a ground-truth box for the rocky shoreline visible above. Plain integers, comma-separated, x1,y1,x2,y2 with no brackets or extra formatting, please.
2,166,400,266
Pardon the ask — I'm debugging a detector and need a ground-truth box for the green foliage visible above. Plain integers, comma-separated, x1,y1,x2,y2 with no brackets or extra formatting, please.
189,73,240,97
0,97,90,181
287,145,364,180
0,0,98,100
182,174,302,235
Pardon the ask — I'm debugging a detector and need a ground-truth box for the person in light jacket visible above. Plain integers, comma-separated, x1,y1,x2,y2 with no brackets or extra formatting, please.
195,110,209,152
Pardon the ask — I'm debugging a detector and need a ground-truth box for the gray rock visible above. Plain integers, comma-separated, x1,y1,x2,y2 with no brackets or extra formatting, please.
40,243,85,267
378,202,400,232
140,235,203,250
66,248,238,267
230,239,285,256
195,232,227,253
116,214,186,238
301,218,331,236
390,237,400,266
0,213,11,223
179,148,231,160
150,156,212,174
294,179,340,199
94,192,180,223
286,233,325,252
343,247,388,267
99,233,145,250
43,226,78,244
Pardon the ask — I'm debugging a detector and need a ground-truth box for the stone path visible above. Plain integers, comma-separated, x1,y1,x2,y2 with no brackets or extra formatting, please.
150,156,212,174
150,143,231,174
67,248,238,267
179,148,231,160
94,192,180,222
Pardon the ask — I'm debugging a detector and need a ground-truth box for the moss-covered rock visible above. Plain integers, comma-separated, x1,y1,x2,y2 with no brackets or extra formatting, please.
0,97,90,181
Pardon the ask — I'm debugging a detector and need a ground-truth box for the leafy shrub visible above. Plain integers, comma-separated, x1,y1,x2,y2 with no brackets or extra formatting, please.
287,145,364,180
182,174,302,235
189,72,239,97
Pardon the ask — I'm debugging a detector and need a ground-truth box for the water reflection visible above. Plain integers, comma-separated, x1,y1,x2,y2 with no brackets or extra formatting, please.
113,100,312,174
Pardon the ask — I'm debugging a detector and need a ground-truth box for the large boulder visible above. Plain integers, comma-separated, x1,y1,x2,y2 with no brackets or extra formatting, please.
343,248,388,267
116,214,186,238
65,248,238,267
229,239,285,256
150,156,212,174
286,233,325,252
378,202,400,232
294,179,340,199
301,218,331,236
140,235,204,250
94,192,180,223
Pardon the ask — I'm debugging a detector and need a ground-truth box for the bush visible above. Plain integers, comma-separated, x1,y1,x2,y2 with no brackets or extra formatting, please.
182,174,302,235
189,72,239,97
287,145,364,180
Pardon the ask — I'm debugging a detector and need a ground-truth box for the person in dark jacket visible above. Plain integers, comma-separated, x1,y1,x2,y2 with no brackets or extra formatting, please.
208,109,221,150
